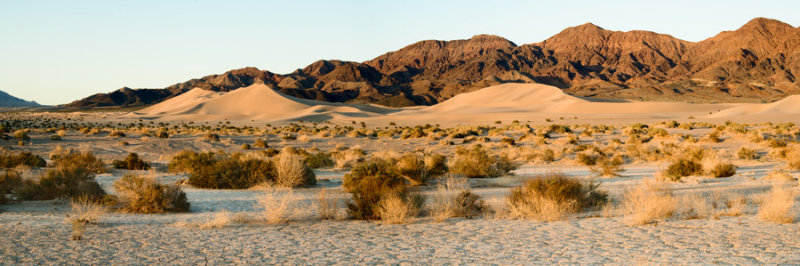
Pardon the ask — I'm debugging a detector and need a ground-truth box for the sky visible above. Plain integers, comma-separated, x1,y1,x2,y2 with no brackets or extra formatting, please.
1,0,798,105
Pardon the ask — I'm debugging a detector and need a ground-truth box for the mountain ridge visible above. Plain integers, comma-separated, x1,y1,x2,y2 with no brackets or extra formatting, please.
65,17,800,108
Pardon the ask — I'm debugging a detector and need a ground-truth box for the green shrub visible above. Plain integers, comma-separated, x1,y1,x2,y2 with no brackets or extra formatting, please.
665,158,703,181
450,145,517,178
0,151,46,168
305,151,334,168
113,174,189,213
112,152,151,170
709,163,736,178
395,152,447,186
17,165,106,201
507,173,607,220
343,159,419,220
169,151,285,189
51,150,106,174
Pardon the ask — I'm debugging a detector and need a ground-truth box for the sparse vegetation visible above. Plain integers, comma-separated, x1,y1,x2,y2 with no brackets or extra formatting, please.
757,186,795,223
506,173,607,221
709,163,736,178
664,158,703,181
112,152,151,170
343,159,422,221
113,174,190,213
450,145,517,178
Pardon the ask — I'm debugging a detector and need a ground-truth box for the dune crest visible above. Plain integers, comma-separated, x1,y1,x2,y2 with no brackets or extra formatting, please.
129,84,395,122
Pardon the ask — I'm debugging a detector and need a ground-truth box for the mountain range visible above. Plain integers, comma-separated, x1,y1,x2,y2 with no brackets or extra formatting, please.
0,90,41,108
66,17,800,108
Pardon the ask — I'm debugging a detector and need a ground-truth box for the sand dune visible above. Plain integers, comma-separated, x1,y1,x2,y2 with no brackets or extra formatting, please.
127,83,800,125
129,84,396,122
709,95,800,117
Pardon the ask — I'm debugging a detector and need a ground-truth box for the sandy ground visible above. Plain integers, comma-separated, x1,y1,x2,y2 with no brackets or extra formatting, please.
2,163,799,264
3,83,800,263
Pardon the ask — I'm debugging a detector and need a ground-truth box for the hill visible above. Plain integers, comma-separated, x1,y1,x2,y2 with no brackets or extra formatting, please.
67,17,800,108
0,90,41,107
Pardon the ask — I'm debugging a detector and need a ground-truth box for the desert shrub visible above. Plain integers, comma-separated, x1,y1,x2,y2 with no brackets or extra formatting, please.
576,153,599,166
67,197,107,241
395,152,447,186
50,135,62,141
155,129,169,138
241,143,251,150
13,130,30,141
0,171,22,204
768,139,787,148
343,159,421,220
540,148,556,162
664,158,703,181
113,174,190,213
203,133,220,142
591,155,625,177
17,164,106,201
501,137,516,146
506,173,607,221
450,145,517,178
51,150,106,174
331,148,366,169
430,178,486,221
0,151,46,168
108,130,126,138
253,138,268,148
620,179,676,225
757,186,794,223
305,151,335,169
169,151,278,189
112,152,151,170
273,150,316,188
737,147,759,160
257,187,303,224
785,148,800,170
709,163,736,178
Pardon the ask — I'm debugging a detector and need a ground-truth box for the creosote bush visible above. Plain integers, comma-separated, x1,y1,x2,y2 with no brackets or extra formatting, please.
16,151,107,201
343,159,422,220
112,152,151,170
0,170,22,204
113,174,190,213
506,173,607,221
0,151,46,168
664,158,703,181
450,145,517,178
395,152,447,186
709,163,736,178
169,150,279,189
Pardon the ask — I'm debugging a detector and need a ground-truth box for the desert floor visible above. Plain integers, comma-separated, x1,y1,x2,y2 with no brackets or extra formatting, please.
2,111,800,264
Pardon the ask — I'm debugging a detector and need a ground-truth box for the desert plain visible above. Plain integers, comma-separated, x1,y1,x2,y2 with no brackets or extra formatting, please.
2,83,800,264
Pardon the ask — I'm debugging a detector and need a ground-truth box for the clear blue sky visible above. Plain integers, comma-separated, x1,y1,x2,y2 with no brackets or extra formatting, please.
1,0,798,105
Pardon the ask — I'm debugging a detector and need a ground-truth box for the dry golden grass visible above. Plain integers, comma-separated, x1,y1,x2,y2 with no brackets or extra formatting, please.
377,193,420,224
197,210,235,229
316,188,341,220
429,177,484,222
764,170,795,182
66,197,107,241
273,150,314,187
507,193,574,221
620,179,677,225
256,187,303,224
757,186,795,223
